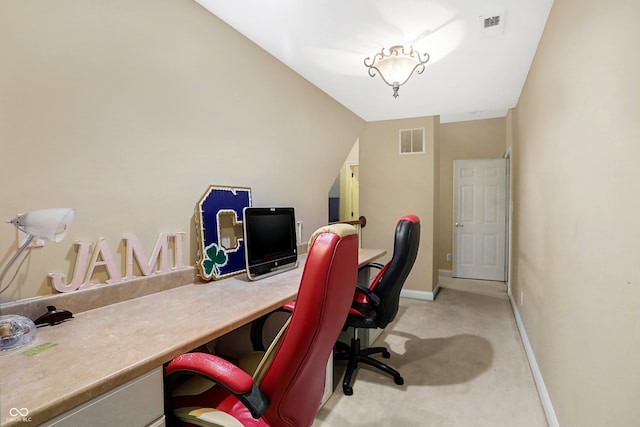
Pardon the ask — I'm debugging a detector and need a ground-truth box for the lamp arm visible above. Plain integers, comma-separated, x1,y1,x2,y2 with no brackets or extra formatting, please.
0,234,35,292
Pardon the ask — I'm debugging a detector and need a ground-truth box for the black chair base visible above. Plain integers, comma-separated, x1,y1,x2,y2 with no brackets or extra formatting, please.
334,336,404,395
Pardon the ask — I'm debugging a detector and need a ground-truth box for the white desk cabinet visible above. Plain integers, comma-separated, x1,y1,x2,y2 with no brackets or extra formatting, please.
42,367,165,427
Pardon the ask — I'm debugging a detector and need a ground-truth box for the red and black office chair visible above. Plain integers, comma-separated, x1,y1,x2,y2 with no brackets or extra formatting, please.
164,223,358,427
334,215,420,395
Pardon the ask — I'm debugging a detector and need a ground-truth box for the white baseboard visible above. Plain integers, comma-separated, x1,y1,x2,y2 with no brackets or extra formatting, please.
398,269,452,301
401,284,441,301
508,292,560,427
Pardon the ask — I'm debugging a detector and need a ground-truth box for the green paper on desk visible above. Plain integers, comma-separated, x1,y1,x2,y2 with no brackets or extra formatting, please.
22,342,58,356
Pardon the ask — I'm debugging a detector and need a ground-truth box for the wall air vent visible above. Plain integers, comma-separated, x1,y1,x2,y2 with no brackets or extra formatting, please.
480,12,505,37
399,128,425,155
484,16,501,28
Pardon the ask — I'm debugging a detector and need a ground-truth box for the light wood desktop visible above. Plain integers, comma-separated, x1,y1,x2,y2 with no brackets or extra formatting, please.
0,248,385,426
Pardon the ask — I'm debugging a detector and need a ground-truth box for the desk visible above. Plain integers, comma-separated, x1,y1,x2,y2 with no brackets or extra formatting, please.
0,248,385,426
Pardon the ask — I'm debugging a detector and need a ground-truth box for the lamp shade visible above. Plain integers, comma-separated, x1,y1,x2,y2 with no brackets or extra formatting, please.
374,46,423,86
9,208,75,243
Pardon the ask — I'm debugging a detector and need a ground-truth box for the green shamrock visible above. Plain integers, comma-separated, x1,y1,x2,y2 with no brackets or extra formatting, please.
202,243,227,278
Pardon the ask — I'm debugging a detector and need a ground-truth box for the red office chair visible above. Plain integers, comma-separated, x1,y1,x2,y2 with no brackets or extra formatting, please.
334,215,420,395
164,223,359,427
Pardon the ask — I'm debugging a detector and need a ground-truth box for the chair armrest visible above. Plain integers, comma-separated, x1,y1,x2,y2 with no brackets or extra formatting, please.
165,352,269,419
355,262,384,307
358,262,384,273
355,282,381,306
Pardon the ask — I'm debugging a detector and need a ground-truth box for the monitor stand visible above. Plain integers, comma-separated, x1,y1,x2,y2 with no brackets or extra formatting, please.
246,261,299,281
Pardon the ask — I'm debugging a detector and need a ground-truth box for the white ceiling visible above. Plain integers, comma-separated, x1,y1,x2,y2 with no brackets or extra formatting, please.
195,0,553,123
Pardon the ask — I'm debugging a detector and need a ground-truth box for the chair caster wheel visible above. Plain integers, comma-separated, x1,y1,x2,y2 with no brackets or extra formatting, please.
343,386,353,396
394,377,404,386
382,350,391,358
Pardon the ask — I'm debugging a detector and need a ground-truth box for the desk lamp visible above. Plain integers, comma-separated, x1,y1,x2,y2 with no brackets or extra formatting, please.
0,208,75,351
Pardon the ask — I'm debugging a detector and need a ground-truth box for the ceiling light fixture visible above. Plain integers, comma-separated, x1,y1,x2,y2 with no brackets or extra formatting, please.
364,45,430,98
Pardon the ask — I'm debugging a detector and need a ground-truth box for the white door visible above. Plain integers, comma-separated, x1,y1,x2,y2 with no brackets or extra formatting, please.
453,159,507,281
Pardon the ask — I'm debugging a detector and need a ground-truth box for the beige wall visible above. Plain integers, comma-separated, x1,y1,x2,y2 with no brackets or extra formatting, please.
0,0,365,302
360,117,438,293
511,0,640,425
437,118,507,271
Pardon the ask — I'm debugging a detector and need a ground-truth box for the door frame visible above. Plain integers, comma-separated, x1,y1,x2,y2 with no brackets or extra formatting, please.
503,147,512,290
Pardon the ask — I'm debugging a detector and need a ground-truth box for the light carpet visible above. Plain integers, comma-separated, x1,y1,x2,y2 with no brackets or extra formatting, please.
313,281,548,426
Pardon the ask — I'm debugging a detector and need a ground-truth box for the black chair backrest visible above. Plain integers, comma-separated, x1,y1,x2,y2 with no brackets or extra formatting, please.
371,215,420,328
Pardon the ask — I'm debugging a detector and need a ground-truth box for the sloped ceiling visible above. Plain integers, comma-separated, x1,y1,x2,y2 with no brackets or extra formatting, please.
196,0,553,123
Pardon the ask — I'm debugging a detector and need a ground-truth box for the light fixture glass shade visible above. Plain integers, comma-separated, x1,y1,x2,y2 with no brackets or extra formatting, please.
9,208,75,243
364,45,430,98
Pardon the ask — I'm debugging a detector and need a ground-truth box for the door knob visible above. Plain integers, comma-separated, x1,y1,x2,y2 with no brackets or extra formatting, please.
455,222,464,228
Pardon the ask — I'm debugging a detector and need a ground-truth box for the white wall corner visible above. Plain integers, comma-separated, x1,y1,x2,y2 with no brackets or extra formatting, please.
508,294,560,427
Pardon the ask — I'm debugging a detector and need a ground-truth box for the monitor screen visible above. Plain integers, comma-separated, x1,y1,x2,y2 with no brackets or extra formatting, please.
243,207,298,280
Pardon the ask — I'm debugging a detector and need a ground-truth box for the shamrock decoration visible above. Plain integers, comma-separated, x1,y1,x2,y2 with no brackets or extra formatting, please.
201,243,228,279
